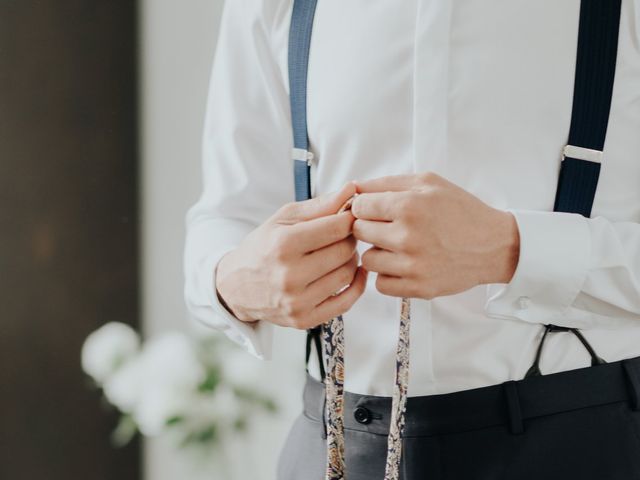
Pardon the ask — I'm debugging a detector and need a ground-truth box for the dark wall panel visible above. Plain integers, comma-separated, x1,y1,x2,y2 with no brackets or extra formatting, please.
0,1,140,479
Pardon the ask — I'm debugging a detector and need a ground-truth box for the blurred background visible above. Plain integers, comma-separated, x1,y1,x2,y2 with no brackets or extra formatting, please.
0,1,305,479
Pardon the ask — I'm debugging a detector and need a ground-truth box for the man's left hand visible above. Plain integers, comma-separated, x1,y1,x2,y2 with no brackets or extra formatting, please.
351,172,520,300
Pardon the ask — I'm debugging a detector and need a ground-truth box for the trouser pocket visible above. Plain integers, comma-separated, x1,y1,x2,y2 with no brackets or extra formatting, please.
276,413,326,480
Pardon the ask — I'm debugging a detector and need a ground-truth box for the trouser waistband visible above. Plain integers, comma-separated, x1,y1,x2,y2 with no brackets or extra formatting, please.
302,355,640,437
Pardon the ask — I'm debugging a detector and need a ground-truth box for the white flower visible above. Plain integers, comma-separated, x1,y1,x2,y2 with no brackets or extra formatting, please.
81,322,140,384
134,384,193,436
221,346,264,389
212,385,243,423
103,355,145,413
190,385,242,426
131,333,207,436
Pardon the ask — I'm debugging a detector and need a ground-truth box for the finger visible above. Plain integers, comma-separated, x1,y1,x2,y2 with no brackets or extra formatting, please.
304,252,359,301
288,209,354,253
276,181,357,224
300,235,357,282
355,174,423,193
375,273,409,298
352,219,398,250
308,266,368,327
361,246,409,276
350,192,400,221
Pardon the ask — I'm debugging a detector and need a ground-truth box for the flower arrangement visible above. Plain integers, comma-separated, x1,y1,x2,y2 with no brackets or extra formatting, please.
81,322,278,457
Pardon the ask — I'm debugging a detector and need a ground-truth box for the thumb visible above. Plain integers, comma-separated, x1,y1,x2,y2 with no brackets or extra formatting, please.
278,181,357,223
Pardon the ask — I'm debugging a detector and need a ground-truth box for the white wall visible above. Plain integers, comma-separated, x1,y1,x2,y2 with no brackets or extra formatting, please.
139,1,306,479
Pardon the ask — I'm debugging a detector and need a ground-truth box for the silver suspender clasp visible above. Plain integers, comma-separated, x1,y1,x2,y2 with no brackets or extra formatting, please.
562,145,603,164
292,148,315,165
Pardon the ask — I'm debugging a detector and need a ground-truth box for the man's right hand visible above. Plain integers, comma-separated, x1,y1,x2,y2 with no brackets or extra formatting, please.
215,182,368,330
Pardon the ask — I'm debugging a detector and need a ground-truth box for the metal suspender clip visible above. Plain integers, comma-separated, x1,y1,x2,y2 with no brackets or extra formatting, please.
292,148,315,166
562,145,603,164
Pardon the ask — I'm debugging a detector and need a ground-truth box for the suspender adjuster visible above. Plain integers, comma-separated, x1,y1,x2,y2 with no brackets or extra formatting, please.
292,148,315,165
562,145,603,164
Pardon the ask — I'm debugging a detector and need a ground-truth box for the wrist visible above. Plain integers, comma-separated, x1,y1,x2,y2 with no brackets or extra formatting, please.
215,252,260,325
481,209,520,285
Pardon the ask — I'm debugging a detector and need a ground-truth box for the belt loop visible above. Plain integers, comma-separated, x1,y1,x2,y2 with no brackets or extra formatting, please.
622,359,640,411
504,380,524,435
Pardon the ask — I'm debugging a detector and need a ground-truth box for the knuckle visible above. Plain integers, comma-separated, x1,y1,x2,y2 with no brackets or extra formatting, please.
288,312,304,328
393,196,416,222
284,298,300,316
421,283,436,300
400,258,414,276
375,275,390,295
396,227,413,250
335,293,354,314
275,267,297,293
270,230,291,261
305,313,324,330
360,249,373,270
278,202,298,218
329,219,347,242
407,284,422,299
351,219,362,237
281,297,306,323
287,313,306,330
350,197,364,218
418,171,437,184
282,272,298,293
396,195,414,214
337,238,353,260
347,233,357,249
338,265,354,286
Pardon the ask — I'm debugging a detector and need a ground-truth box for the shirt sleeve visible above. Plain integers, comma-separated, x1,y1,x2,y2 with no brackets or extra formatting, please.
183,0,294,360
484,208,640,330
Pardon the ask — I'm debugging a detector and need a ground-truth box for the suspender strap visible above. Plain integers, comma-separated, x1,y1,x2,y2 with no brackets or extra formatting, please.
554,0,622,217
525,324,606,378
305,326,326,379
289,0,325,380
289,0,317,203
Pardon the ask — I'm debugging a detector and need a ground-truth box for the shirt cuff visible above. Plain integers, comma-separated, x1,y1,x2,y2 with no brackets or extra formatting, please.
483,208,591,326
210,252,274,360
186,248,274,361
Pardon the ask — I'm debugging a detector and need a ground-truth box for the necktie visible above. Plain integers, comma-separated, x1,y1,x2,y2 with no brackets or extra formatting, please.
323,194,411,480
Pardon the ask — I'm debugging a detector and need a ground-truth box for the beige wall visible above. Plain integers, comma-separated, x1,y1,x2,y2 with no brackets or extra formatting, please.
140,1,305,479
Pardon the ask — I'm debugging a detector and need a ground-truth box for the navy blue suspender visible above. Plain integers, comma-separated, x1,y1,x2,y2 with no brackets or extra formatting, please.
525,0,622,376
554,0,622,217
288,0,623,378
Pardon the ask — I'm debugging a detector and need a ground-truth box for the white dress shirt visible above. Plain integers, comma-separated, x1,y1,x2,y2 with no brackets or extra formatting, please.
183,0,640,397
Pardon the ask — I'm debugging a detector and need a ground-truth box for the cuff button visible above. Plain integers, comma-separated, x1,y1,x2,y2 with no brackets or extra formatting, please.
517,296,531,310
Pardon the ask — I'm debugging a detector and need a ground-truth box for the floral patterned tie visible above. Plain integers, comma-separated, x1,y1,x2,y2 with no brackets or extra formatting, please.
323,195,412,480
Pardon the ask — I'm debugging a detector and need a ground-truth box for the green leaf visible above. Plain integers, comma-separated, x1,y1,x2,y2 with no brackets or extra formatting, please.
198,367,221,393
165,415,185,427
233,416,248,432
180,424,219,448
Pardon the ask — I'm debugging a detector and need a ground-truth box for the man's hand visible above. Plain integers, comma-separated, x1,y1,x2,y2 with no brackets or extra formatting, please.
351,172,519,300
215,182,368,330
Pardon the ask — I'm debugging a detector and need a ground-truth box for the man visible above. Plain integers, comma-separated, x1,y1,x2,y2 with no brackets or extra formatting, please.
183,0,640,478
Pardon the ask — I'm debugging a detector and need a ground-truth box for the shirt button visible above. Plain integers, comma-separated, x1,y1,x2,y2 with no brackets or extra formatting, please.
517,296,531,310
353,406,372,424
